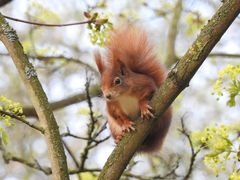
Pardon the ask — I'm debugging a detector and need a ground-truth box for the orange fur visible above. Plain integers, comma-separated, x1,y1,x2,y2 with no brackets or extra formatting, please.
95,24,172,153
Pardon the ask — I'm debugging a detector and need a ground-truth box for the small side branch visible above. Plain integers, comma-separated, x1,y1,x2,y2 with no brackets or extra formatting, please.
79,77,99,170
62,140,80,169
0,110,44,133
0,53,98,74
165,0,182,68
2,14,94,27
0,138,102,175
23,84,101,117
178,117,202,180
123,159,179,180
0,140,51,175
209,52,240,58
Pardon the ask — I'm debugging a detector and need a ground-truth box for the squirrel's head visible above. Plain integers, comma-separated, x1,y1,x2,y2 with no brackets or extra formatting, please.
95,51,130,101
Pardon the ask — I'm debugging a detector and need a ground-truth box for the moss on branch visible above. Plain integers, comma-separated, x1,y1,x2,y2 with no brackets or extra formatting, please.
0,14,69,180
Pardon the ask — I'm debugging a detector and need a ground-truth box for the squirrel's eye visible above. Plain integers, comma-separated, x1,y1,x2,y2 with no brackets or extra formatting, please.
114,77,121,85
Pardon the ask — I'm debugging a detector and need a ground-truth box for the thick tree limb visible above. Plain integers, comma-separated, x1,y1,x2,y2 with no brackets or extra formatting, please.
0,14,69,180
0,0,12,7
98,1,240,179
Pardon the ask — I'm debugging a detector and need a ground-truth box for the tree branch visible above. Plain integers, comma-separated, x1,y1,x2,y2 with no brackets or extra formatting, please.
23,84,101,117
0,140,101,176
62,140,80,169
98,1,240,179
0,110,44,133
123,159,179,180
0,14,69,179
2,14,94,27
209,52,240,58
0,53,101,118
0,0,12,7
0,53,98,74
165,0,182,68
0,140,52,175
79,78,100,170
178,117,202,180
31,55,98,74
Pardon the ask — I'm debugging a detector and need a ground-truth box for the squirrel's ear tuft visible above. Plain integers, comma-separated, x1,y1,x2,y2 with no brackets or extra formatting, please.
118,59,127,76
95,51,104,75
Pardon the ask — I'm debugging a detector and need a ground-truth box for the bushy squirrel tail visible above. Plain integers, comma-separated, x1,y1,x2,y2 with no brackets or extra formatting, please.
106,24,166,87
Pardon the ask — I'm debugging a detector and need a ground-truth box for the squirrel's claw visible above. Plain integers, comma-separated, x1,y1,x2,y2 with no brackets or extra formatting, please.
115,121,135,144
140,103,155,120
122,120,135,133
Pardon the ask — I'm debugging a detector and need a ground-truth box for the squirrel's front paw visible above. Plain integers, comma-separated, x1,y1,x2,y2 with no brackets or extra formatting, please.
122,120,135,132
115,134,123,144
140,101,155,120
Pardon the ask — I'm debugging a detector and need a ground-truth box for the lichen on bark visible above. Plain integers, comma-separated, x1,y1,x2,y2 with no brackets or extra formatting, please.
0,14,69,180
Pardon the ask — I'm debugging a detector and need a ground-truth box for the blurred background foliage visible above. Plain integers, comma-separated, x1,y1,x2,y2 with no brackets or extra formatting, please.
0,0,239,179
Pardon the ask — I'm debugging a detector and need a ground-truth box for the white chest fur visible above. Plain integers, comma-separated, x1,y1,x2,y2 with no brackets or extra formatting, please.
117,95,139,119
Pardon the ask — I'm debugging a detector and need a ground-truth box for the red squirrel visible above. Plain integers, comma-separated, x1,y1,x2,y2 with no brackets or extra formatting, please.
95,25,172,153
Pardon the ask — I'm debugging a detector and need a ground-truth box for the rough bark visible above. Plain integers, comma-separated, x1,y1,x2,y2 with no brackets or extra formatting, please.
0,14,69,180
0,0,12,7
98,1,240,179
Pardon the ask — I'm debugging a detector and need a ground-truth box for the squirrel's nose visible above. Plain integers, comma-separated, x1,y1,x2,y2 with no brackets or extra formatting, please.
105,94,112,100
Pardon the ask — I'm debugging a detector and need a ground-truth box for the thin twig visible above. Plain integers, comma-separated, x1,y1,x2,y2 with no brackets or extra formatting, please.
85,76,96,127
92,121,107,139
0,110,44,133
123,159,180,180
87,136,111,150
208,52,240,58
159,158,180,179
2,14,94,27
61,132,98,143
61,128,109,144
79,76,97,169
0,138,102,175
0,53,98,74
62,139,80,169
178,117,202,180
0,139,51,175
22,84,101,117
68,168,101,174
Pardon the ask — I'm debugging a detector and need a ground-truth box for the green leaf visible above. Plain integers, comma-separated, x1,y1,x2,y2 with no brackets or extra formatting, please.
212,65,240,107
78,107,90,115
80,172,97,180
0,127,8,145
